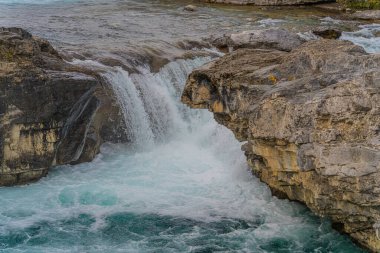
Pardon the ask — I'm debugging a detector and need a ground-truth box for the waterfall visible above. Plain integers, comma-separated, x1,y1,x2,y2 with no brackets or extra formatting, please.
103,68,155,148
102,57,212,148
0,54,363,253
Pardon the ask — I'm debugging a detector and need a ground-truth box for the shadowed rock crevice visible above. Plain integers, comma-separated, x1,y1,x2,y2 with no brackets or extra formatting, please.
182,39,380,252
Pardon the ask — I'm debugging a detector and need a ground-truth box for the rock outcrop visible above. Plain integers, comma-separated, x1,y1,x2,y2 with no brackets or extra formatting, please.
182,39,380,251
208,28,306,53
201,0,334,6
0,27,125,186
352,10,380,20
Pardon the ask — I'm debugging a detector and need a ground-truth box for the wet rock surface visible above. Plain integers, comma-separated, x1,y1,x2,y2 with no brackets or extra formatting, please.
0,27,126,186
183,5,197,11
312,27,342,39
182,39,380,251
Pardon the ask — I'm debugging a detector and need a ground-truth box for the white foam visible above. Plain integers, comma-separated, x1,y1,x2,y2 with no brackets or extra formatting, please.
0,55,359,253
341,24,380,53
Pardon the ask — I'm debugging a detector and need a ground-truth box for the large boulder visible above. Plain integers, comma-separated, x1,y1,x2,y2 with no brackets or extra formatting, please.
182,39,380,251
0,28,126,186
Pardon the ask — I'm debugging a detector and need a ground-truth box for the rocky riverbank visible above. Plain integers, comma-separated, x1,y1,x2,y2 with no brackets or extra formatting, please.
0,27,127,186
201,0,334,6
182,38,380,251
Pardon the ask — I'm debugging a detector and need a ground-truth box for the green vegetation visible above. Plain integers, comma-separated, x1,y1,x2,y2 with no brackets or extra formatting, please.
337,0,380,9
0,48,15,61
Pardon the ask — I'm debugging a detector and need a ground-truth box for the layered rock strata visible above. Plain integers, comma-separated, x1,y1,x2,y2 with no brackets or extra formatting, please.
182,39,380,251
0,27,126,186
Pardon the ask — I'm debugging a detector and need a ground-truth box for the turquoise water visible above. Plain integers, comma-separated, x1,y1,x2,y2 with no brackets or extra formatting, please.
0,125,365,253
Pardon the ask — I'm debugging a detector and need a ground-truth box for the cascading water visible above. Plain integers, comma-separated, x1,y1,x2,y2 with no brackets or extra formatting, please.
0,54,364,252
103,68,155,148
341,24,380,54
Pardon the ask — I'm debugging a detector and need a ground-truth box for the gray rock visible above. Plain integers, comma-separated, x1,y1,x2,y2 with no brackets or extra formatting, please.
352,10,380,20
209,28,306,52
184,5,197,11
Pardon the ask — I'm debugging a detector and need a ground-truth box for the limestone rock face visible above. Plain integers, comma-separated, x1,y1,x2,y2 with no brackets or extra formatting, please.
0,28,125,186
182,39,380,251
202,0,333,6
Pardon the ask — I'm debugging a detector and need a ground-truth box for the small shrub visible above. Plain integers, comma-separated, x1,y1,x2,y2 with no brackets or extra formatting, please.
337,0,380,9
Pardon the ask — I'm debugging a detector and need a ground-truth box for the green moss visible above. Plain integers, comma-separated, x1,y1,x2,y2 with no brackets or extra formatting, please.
0,48,15,61
337,0,380,9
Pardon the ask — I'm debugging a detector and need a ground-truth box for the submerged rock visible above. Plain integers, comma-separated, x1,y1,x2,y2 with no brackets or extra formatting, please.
184,5,197,11
0,27,126,186
182,39,380,251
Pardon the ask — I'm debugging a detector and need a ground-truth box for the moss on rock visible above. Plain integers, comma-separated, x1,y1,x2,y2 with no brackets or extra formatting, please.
337,0,380,9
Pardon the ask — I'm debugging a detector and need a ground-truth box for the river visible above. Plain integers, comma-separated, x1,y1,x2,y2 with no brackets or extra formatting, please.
0,1,379,252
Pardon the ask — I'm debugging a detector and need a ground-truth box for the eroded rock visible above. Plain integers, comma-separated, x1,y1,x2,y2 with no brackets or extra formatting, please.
0,27,126,186
182,39,380,251
209,28,306,52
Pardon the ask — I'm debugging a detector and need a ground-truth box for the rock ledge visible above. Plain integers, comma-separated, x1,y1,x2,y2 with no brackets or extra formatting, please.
182,39,380,251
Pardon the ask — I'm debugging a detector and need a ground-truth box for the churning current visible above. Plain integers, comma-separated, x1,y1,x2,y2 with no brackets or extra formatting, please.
0,0,377,252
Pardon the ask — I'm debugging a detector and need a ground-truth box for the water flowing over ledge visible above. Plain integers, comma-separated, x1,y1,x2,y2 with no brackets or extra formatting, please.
0,53,363,252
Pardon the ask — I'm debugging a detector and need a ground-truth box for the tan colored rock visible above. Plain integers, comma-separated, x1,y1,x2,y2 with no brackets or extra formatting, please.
182,39,380,251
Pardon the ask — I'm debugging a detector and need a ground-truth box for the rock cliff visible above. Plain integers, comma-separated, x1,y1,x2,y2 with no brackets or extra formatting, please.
182,39,380,251
0,27,126,186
